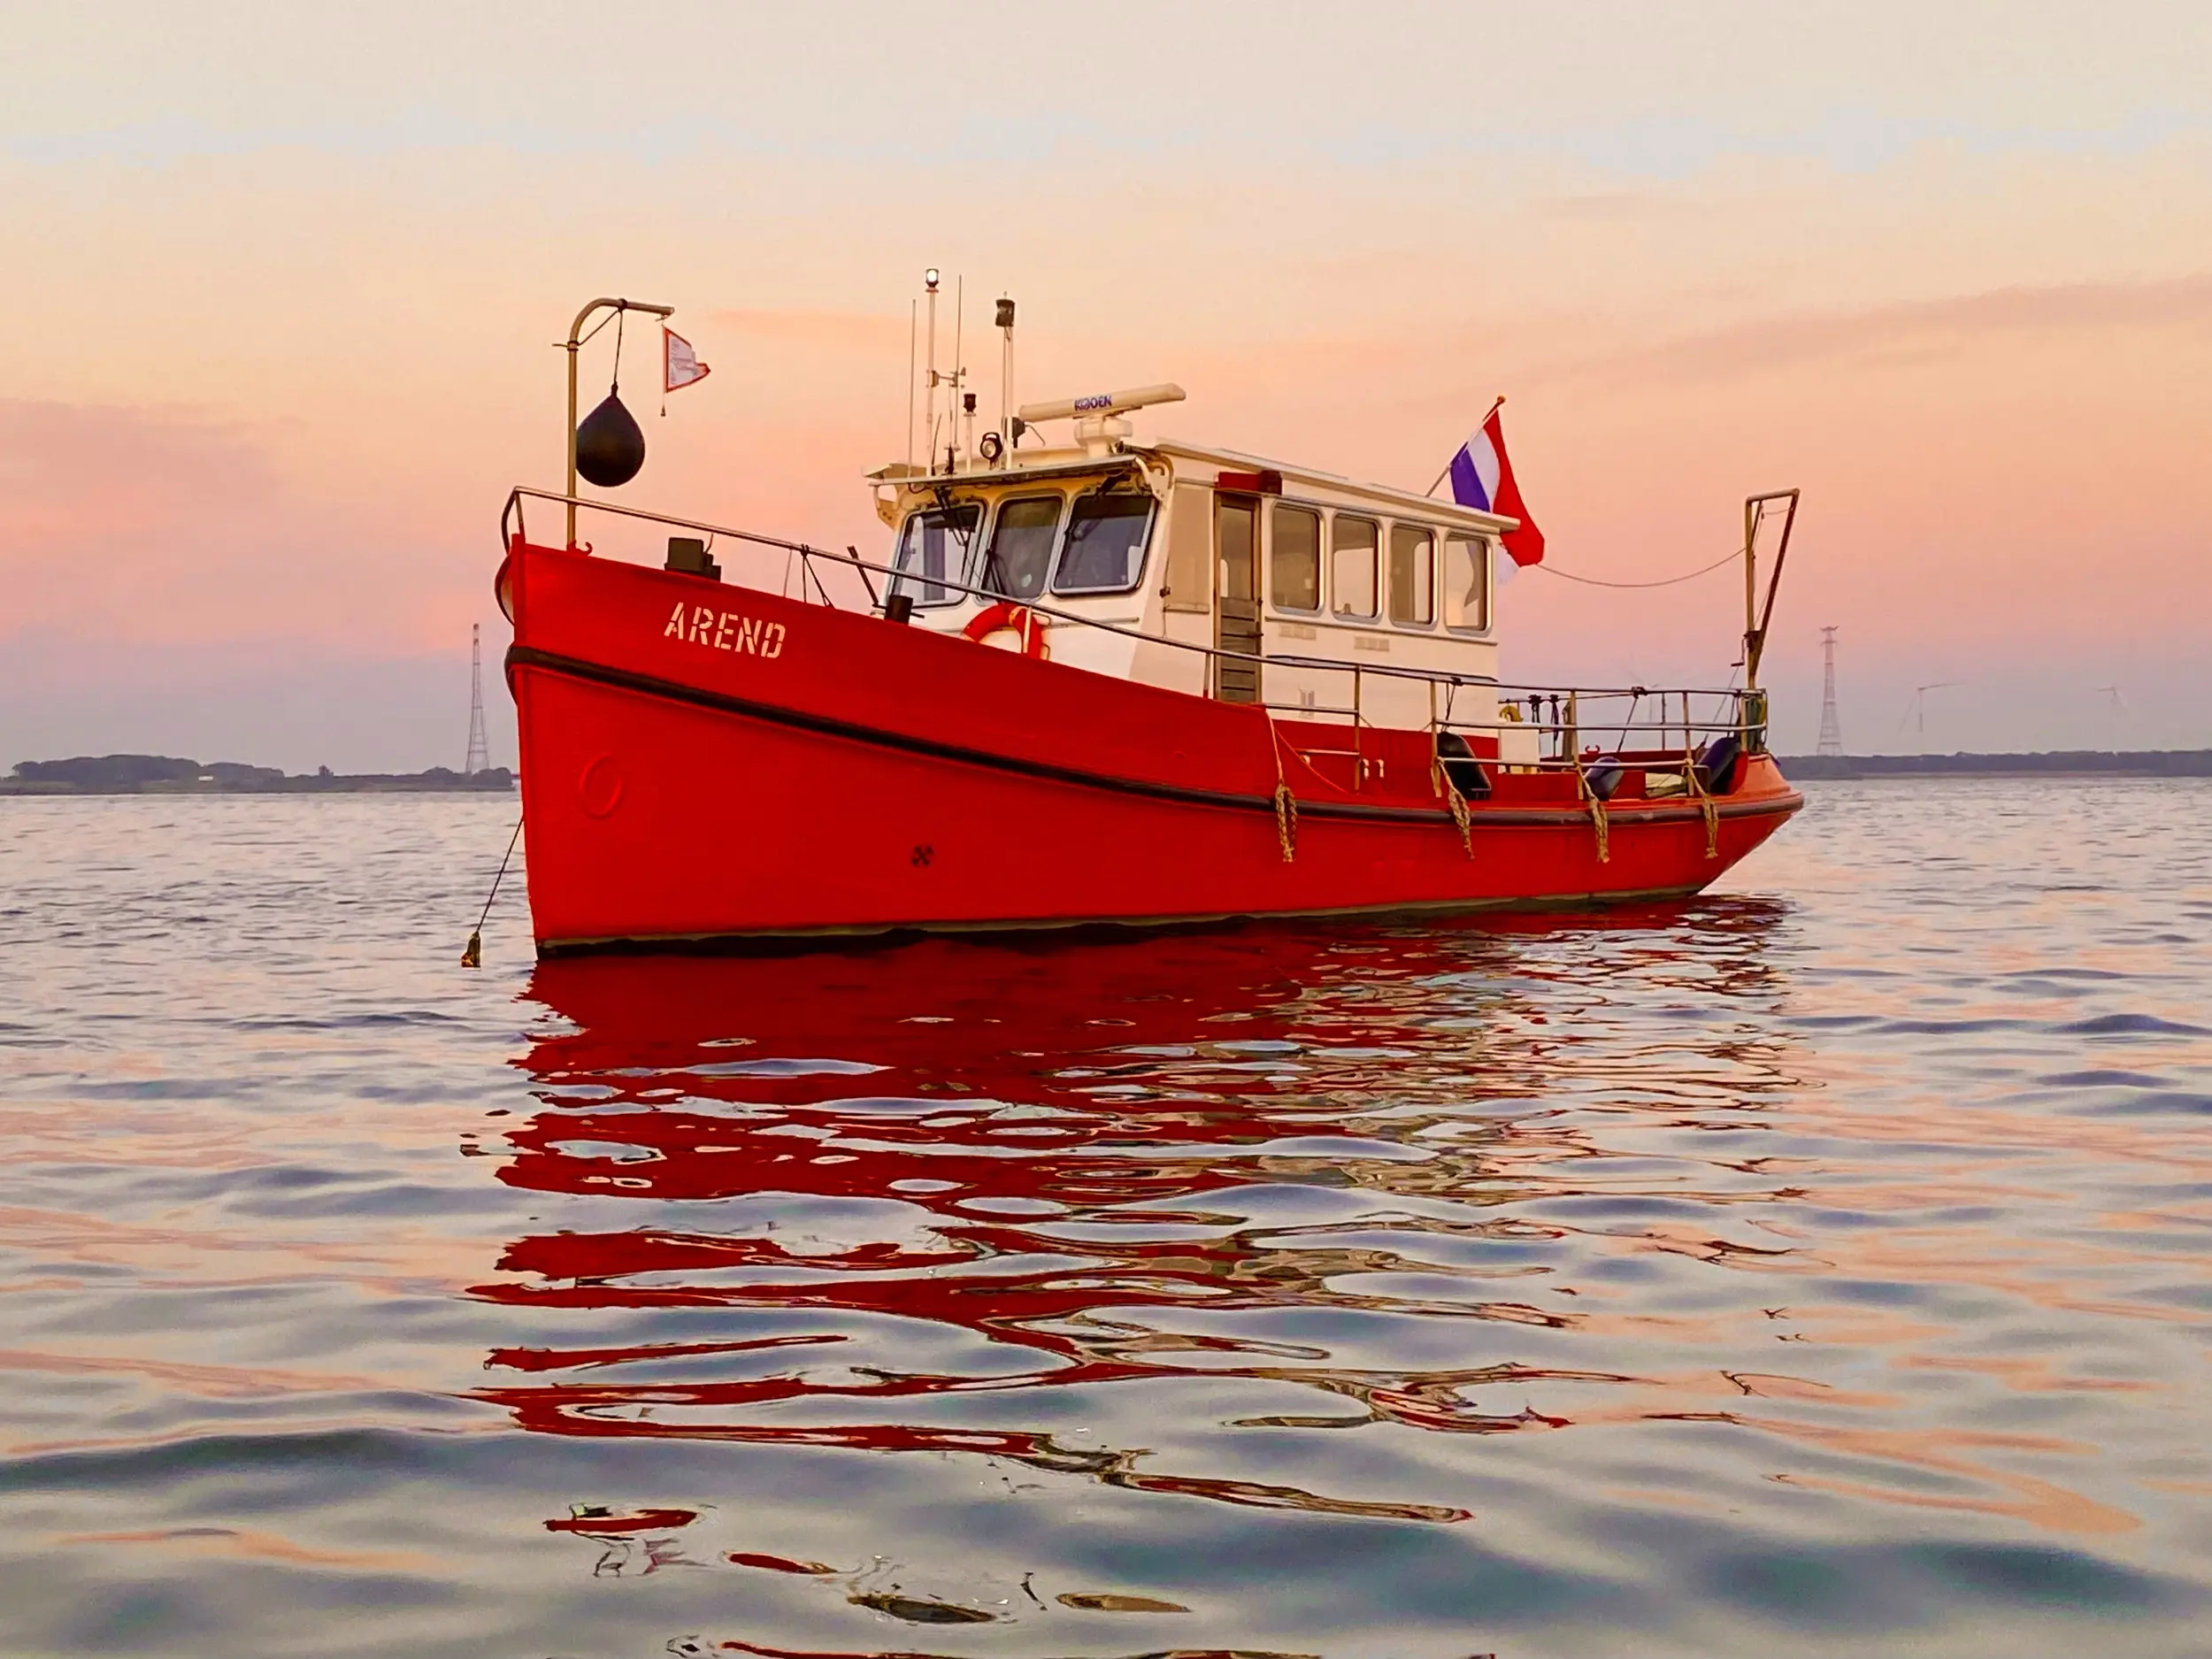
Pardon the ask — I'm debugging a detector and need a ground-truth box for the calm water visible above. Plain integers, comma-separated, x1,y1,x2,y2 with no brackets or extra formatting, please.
2,781,2208,1658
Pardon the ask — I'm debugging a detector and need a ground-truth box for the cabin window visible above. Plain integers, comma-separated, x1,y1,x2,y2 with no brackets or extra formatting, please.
1388,525,1435,626
1271,503,1321,611
980,495,1061,600
1331,515,1379,619
1217,499,1256,601
1443,534,1489,630
1053,491,1154,593
890,503,979,606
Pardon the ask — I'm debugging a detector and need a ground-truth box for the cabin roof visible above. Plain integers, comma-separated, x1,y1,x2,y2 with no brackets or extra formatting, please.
872,441,1519,534
1137,439,1520,534
868,453,1144,490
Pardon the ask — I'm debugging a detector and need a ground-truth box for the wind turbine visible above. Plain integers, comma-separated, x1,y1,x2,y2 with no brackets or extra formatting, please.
1896,681,1962,750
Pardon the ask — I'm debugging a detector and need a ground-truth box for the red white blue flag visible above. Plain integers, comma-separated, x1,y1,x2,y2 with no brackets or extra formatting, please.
1447,404,1545,567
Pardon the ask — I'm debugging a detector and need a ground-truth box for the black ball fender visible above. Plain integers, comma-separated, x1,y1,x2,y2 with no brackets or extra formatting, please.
575,392,646,488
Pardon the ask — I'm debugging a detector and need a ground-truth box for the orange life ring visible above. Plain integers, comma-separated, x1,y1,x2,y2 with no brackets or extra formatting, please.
960,601,1050,659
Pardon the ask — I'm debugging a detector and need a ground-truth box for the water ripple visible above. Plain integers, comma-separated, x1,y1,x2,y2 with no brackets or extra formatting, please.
0,783,2208,1656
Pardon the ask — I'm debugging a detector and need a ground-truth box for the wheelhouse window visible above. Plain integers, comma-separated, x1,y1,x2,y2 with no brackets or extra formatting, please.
890,503,979,606
1331,515,1379,619
1052,490,1154,594
1388,525,1435,626
1443,534,1489,631
1271,503,1321,611
980,495,1061,600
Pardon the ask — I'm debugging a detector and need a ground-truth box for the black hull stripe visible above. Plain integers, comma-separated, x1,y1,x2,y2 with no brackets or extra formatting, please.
536,881,1718,956
508,644,1803,833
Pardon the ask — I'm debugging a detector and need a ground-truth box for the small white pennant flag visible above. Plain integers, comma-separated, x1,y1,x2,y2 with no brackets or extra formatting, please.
664,327,710,394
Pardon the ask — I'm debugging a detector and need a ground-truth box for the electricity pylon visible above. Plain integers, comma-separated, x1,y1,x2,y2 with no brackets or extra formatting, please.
1816,626,1844,757
464,624,490,777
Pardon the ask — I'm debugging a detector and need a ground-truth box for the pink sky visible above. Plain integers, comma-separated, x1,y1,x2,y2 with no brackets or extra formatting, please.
4,3,2208,767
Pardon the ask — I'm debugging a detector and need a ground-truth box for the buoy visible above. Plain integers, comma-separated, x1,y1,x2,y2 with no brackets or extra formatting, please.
575,392,645,488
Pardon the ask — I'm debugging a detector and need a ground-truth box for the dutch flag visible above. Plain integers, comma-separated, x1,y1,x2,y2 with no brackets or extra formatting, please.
1447,404,1545,571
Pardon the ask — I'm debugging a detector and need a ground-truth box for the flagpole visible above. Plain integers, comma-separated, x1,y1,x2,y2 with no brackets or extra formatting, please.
1425,396,1506,498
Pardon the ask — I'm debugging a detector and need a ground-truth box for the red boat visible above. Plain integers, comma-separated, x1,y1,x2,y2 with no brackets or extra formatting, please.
498,290,1802,955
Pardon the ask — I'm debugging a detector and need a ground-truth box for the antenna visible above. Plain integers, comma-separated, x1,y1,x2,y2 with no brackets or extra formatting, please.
996,295,1016,450
952,273,965,470
1816,626,1844,757
464,623,489,777
923,268,940,474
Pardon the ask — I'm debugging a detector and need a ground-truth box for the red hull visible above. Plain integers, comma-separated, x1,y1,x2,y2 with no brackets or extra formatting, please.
503,540,1801,952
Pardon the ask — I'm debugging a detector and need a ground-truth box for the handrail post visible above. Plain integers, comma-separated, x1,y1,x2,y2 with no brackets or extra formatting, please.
1354,666,1363,787
564,296,676,549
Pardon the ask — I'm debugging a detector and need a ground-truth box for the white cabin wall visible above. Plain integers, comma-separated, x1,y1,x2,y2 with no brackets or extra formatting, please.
1248,476,1507,736
1135,615,1210,696
1125,479,1212,696
1261,618,1502,731
872,443,1523,728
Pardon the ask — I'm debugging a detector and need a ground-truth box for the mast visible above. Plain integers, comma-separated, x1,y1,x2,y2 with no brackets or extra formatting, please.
997,296,1016,449
952,274,966,470
924,268,940,476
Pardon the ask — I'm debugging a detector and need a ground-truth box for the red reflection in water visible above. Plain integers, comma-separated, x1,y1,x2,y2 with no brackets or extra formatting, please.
480,928,1548,1522
482,914,2147,1553
544,1505,697,1536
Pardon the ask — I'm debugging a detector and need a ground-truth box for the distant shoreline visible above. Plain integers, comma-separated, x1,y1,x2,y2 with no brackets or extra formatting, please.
12,749,2208,795
1776,750,2212,780
4,754,515,795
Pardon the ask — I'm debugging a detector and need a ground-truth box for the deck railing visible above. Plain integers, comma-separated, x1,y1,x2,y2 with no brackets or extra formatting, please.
503,487,1763,777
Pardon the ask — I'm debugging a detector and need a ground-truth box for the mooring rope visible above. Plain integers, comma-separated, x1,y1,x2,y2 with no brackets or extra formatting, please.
1536,546,1742,589
461,816,524,969
1680,696,1721,859
1573,761,1612,864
